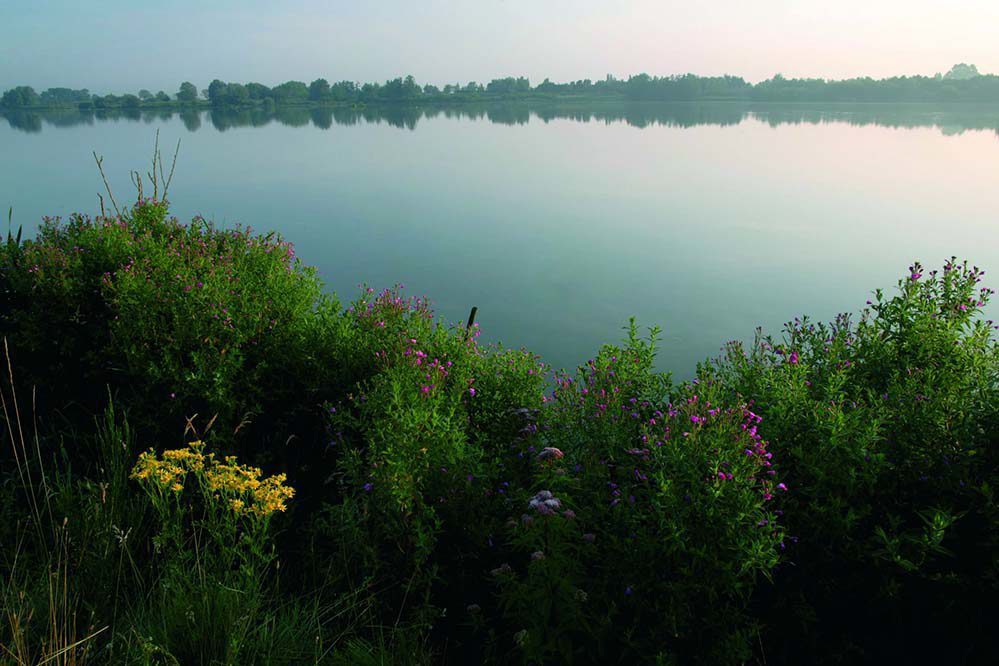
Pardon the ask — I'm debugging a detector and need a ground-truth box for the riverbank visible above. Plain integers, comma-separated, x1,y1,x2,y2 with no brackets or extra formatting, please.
2,188,997,664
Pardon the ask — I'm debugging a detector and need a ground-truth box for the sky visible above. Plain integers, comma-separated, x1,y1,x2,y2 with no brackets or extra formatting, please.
2,0,998,93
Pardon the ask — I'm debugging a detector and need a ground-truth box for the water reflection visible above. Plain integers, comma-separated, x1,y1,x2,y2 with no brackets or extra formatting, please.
5,102,999,136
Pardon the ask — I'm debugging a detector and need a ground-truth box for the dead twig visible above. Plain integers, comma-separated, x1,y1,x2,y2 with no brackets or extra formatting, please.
92,152,122,218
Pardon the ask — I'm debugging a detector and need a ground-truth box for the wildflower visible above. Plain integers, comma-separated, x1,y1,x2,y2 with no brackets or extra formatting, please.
466,604,481,615
582,533,596,543
536,447,564,462
573,589,588,603
528,490,562,515
530,551,545,561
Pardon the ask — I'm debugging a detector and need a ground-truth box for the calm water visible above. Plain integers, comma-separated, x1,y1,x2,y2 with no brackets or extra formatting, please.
3,102,999,375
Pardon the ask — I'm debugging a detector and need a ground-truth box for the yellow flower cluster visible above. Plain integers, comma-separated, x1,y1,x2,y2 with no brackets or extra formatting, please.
130,440,294,518
131,449,187,492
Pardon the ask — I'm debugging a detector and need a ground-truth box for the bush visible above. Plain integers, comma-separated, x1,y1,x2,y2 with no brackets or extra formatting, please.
711,259,999,663
1,198,340,457
317,313,785,664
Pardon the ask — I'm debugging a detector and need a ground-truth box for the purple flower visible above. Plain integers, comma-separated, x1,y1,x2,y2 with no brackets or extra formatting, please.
528,490,562,515
362,482,373,492
582,533,596,543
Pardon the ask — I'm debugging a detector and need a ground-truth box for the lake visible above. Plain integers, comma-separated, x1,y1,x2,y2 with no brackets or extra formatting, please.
3,101,999,376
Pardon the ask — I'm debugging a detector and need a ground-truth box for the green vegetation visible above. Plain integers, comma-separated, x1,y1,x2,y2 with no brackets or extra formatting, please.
2,162,998,663
4,64,999,113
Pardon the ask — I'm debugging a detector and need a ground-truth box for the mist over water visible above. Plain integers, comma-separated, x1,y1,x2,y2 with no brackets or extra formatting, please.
4,101,999,375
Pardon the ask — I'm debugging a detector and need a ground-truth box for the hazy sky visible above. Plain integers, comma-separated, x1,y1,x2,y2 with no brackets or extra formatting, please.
2,0,997,93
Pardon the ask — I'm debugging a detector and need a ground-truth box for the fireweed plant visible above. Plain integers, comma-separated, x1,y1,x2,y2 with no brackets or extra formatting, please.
0,197,339,458
710,260,999,664
2,189,998,664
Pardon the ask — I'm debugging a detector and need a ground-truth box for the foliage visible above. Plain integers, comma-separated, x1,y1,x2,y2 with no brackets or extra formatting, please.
710,259,999,663
0,197,339,454
5,64,999,112
3,180,999,663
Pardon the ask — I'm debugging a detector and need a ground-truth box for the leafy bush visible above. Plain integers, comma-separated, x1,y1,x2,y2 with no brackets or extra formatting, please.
317,311,785,664
0,198,338,452
489,325,784,664
711,259,999,663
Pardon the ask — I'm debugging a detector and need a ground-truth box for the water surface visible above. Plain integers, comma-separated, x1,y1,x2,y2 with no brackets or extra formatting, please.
4,102,999,375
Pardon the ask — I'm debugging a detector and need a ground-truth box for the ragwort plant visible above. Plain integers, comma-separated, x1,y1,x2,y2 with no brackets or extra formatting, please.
129,440,295,664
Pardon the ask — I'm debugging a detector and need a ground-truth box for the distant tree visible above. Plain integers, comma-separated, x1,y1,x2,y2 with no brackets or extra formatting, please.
138,89,153,101
207,79,227,105
402,75,421,98
423,84,441,95
535,78,557,93
155,90,170,102
487,77,531,94
308,78,331,101
223,82,248,105
38,87,90,106
1,86,41,108
330,80,358,102
121,94,141,108
271,80,309,103
177,81,198,103
944,63,980,80
245,82,272,100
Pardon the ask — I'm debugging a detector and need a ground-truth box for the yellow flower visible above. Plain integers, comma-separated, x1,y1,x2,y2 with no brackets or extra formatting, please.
131,441,294,518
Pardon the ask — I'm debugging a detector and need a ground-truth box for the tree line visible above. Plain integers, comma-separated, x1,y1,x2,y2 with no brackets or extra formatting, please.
3,64,997,110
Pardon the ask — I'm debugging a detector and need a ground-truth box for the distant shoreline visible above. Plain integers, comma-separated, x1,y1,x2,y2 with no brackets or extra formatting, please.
5,65,999,111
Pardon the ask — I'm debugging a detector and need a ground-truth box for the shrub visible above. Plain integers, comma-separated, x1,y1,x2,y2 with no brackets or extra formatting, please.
0,198,340,458
490,324,784,664
711,259,999,663
318,314,785,664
